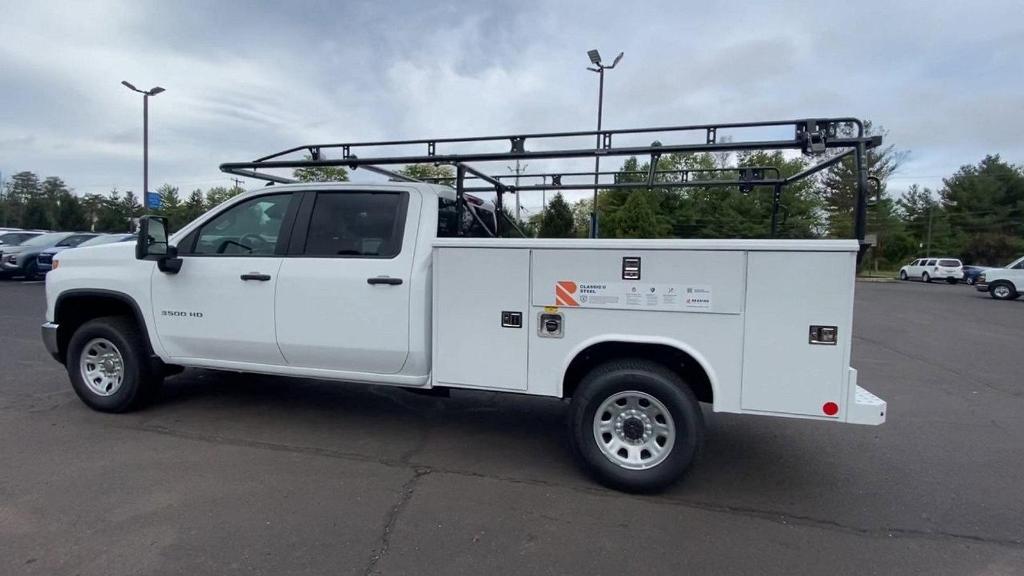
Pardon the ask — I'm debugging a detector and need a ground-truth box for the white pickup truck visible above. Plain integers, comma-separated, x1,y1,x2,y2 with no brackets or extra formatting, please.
42,180,886,491
976,256,1024,300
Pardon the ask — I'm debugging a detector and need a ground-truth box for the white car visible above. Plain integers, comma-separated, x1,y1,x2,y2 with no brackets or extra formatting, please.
899,258,963,284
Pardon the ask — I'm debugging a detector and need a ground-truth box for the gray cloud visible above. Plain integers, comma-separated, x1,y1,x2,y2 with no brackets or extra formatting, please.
0,0,1021,207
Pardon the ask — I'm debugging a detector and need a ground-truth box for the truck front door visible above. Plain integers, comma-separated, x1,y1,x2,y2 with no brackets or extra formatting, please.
151,192,299,365
275,189,417,374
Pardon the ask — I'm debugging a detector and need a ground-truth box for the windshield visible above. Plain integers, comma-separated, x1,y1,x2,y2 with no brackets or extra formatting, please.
20,232,68,247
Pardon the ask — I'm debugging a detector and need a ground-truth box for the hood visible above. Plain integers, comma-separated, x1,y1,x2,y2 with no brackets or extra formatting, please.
40,246,65,255
1,245,27,255
56,240,136,263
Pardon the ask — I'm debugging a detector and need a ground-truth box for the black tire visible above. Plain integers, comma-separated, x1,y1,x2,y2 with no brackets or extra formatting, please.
989,282,1019,301
922,272,931,283
946,277,958,285
23,261,39,281
568,359,704,493
899,270,908,281
66,316,161,413
966,277,975,286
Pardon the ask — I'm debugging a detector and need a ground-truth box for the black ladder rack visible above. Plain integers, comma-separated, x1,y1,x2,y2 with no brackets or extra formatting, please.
219,118,881,257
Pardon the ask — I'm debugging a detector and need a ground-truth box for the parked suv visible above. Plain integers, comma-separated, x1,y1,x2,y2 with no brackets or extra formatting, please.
899,258,963,284
976,256,1024,300
1,232,96,279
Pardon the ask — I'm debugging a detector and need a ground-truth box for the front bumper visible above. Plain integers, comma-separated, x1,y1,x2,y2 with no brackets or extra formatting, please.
41,322,61,362
976,281,989,292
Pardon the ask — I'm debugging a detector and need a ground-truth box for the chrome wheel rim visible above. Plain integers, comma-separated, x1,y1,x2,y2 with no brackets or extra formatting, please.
593,391,675,470
993,285,1010,298
79,338,125,396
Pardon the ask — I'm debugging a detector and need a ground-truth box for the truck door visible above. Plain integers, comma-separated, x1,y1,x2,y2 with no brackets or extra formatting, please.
151,192,298,365
275,189,418,374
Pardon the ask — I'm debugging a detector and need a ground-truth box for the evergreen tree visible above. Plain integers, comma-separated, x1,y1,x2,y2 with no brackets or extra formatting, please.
56,192,90,231
538,193,575,238
182,189,206,225
22,197,52,229
819,122,905,238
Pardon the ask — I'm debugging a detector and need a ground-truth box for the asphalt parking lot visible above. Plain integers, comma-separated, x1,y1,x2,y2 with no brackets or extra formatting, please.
1,278,1022,575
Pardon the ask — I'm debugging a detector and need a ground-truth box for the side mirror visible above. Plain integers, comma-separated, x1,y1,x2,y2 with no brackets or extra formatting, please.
136,216,182,273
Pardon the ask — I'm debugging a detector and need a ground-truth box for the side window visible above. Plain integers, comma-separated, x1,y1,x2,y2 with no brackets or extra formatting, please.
436,198,495,238
925,259,936,266
304,192,406,258
189,193,293,256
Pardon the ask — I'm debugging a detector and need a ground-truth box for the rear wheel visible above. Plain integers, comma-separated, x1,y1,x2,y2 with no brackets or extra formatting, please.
922,272,931,283
990,282,1019,301
899,270,908,281
23,261,40,281
568,359,703,493
67,316,161,412
966,276,975,285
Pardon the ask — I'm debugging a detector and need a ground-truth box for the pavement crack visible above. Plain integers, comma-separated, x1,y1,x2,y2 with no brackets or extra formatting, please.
363,467,431,576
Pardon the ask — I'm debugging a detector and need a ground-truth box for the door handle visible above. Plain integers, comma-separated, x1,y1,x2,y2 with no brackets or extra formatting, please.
367,276,403,285
240,272,272,281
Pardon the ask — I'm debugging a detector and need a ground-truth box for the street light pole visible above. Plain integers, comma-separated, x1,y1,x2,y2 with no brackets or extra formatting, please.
586,50,623,238
121,81,165,212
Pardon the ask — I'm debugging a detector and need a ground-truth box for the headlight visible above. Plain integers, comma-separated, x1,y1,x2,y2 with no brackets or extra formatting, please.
978,274,986,282
5,255,16,264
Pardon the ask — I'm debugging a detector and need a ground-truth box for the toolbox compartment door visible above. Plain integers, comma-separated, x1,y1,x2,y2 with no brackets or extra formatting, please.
433,247,530,391
740,251,855,417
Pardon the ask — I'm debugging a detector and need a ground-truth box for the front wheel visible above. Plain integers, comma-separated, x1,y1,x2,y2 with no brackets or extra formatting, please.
67,316,161,412
568,359,704,493
990,282,1019,301
899,270,908,281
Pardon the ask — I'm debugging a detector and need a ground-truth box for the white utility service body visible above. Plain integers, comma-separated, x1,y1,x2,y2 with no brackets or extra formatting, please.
432,237,884,424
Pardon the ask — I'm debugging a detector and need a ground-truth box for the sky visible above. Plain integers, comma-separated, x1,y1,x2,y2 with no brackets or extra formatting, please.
1,0,1022,214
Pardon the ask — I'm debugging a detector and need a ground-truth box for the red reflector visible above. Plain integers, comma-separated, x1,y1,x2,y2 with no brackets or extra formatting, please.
823,402,839,416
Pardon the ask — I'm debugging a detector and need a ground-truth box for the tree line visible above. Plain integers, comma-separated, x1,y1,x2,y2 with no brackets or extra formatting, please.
2,125,1021,266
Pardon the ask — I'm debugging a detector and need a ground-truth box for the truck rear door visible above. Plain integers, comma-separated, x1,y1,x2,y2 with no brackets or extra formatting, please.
275,189,418,374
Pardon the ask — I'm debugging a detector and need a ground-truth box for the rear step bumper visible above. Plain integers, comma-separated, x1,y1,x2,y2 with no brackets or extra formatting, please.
846,368,886,425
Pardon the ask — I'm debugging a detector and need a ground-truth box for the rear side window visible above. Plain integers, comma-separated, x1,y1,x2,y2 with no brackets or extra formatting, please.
304,192,406,258
925,259,937,266
938,259,960,267
437,198,496,238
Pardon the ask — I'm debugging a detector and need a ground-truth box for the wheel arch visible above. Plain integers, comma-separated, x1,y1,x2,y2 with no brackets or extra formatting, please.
560,335,718,405
53,289,155,365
